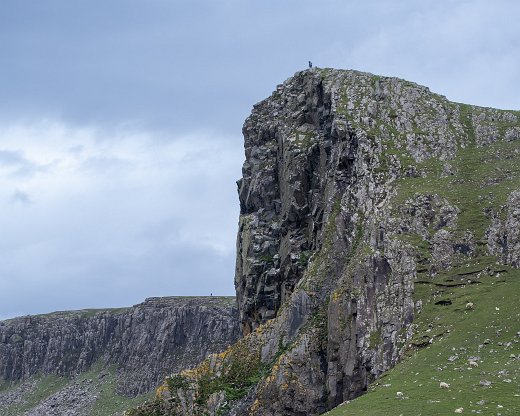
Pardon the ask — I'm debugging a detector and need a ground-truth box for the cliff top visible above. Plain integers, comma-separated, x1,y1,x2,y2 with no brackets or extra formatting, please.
281,67,518,112
0,295,236,323
140,295,236,308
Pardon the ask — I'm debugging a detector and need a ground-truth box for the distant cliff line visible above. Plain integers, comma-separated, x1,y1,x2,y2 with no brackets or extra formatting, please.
0,296,239,397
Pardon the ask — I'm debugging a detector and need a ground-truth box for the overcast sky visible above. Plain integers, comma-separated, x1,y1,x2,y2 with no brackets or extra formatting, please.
1,0,519,319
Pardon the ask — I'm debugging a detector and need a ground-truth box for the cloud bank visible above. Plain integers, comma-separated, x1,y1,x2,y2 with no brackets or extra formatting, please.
0,121,241,318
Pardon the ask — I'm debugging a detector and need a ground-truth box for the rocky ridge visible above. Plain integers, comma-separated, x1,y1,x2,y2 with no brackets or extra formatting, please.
0,296,239,415
128,68,520,416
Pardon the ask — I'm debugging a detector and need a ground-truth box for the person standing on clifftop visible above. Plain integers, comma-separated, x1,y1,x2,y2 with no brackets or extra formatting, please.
308,61,312,68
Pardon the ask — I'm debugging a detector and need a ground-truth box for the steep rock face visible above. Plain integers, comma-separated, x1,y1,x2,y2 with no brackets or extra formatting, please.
487,190,520,267
128,68,520,416
0,297,239,396
234,69,468,335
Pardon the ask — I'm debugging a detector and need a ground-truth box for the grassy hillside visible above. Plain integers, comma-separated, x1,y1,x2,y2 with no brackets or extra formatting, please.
0,362,152,416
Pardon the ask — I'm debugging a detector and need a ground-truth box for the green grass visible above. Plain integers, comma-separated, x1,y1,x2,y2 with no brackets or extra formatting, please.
325,267,520,416
0,375,69,416
0,363,152,416
29,306,130,319
86,371,152,416
0,380,10,393
393,139,520,240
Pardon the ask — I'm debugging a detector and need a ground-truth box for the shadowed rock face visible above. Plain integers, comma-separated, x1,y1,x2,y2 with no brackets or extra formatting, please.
0,296,239,396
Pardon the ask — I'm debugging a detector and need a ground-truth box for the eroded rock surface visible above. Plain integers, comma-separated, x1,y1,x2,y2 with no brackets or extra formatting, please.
487,190,520,267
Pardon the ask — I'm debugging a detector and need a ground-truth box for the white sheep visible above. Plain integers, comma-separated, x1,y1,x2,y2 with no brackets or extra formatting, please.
454,407,464,413
468,360,478,368
396,391,404,399
440,381,450,389
465,302,474,310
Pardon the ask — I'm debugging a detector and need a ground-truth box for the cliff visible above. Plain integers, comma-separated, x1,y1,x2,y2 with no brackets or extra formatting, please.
128,68,520,416
0,296,239,415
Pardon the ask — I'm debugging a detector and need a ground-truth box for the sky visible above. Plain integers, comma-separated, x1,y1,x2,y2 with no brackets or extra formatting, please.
0,0,519,319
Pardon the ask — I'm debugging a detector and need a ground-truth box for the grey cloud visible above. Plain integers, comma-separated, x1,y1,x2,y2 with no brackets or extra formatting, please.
0,127,241,318
11,190,32,205
79,155,135,174
1,1,517,134
68,145,85,154
0,150,27,166
0,2,412,134
0,226,236,318
0,150,42,178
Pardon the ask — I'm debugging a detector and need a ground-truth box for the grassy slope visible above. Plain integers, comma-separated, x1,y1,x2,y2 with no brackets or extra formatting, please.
81,364,152,416
0,364,152,416
0,375,69,415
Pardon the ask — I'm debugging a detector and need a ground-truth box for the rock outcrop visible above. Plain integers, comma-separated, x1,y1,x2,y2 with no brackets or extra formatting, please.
0,296,239,397
126,68,520,416
487,190,520,267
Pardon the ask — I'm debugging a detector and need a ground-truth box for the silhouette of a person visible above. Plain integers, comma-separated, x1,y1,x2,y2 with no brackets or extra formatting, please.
308,61,313,68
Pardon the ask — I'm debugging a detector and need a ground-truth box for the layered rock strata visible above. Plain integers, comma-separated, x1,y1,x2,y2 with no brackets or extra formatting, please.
0,296,239,396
